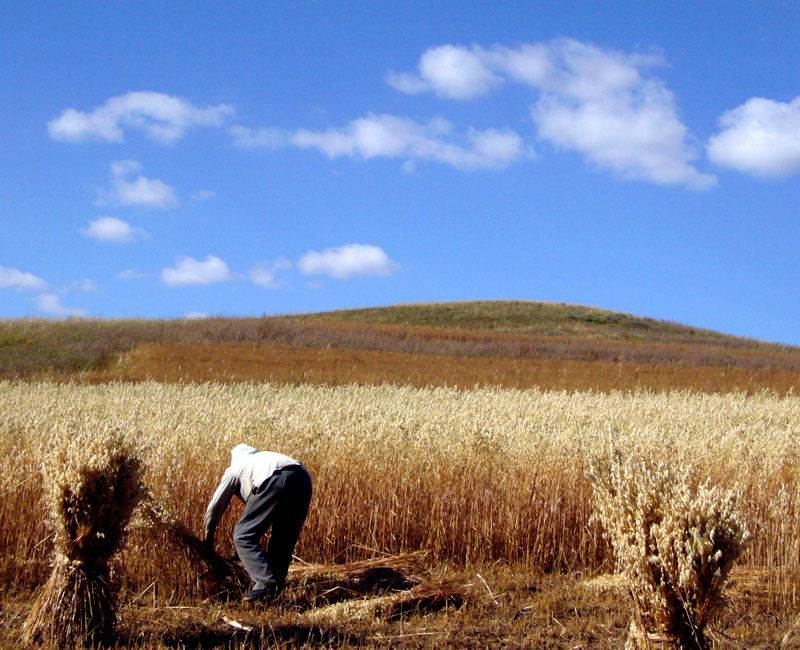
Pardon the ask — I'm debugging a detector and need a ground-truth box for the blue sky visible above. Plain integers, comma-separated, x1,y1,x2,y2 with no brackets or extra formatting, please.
2,2,800,345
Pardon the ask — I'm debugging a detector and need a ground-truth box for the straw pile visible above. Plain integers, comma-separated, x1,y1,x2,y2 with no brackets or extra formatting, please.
782,614,800,649
303,577,469,625
23,430,143,647
134,496,249,598
135,503,427,607
133,501,457,631
283,552,424,608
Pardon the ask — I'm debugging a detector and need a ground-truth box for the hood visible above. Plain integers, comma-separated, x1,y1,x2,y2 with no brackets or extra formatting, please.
231,443,259,464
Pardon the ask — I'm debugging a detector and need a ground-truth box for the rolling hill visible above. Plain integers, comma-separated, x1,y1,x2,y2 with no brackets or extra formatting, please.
2,301,798,393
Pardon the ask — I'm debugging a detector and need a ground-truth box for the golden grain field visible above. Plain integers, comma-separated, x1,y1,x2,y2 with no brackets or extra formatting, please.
2,380,799,617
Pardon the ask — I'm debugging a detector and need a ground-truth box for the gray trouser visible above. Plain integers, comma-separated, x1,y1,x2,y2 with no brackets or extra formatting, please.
233,464,312,591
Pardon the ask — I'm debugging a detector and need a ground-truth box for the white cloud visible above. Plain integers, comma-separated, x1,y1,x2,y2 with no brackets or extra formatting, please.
191,190,217,201
298,244,399,279
48,91,234,143
292,113,524,170
707,97,800,178
249,258,291,289
82,216,146,243
487,43,553,87
99,160,178,209
36,293,86,318
161,255,233,287
387,44,502,100
117,270,148,280
525,40,715,189
230,125,288,149
71,279,98,293
0,265,48,291
469,128,528,164
384,72,429,96
388,39,715,189
185,312,211,320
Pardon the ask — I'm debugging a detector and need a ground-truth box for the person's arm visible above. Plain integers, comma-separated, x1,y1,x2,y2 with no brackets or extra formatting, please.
203,468,238,546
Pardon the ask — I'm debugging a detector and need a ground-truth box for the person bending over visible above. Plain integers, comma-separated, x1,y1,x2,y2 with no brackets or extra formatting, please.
204,444,312,602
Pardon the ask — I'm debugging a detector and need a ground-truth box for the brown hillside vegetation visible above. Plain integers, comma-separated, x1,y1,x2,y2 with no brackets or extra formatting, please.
307,300,735,340
4,300,797,392
90,341,800,394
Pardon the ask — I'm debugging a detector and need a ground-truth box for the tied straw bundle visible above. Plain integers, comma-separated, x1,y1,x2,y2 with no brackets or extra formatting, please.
23,429,144,648
589,451,750,650
134,496,249,597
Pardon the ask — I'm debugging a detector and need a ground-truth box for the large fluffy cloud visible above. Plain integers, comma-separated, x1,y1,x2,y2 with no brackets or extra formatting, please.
161,255,233,287
298,244,399,279
99,161,178,209
0,265,48,291
48,91,234,143
707,97,800,178
82,216,146,243
389,39,715,189
291,114,524,170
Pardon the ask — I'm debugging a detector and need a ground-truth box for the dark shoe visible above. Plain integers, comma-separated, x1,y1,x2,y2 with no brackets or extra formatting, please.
242,587,277,603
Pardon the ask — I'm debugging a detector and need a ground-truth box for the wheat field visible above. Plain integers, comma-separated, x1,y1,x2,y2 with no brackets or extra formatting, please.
2,380,799,616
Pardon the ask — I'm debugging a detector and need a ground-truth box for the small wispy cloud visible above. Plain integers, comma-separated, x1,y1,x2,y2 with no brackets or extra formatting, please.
98,160,178,209
708,96,800,178
48,91,234,143
82,216,147,243
35,293,86,318
0,264,48,291
71,279,99,293
161,255,234,287
118,269,148,280
290,114,525,171
191,190,217,202
387,44,502,99
184,311,211,320
298,244,399,279
230,113,525,171
230,125,288,149
249,258,291,289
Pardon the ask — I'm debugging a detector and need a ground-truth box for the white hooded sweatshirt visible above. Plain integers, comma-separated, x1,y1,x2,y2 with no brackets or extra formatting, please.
204,444,301,539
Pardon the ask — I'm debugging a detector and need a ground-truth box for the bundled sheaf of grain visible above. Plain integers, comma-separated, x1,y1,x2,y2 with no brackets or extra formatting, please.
589,451,750,650
133,495,249,597
23,429,143,647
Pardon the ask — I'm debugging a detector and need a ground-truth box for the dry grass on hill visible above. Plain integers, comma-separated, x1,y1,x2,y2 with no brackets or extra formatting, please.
4,301,800,394
85,341,800,394
3,301,800,387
